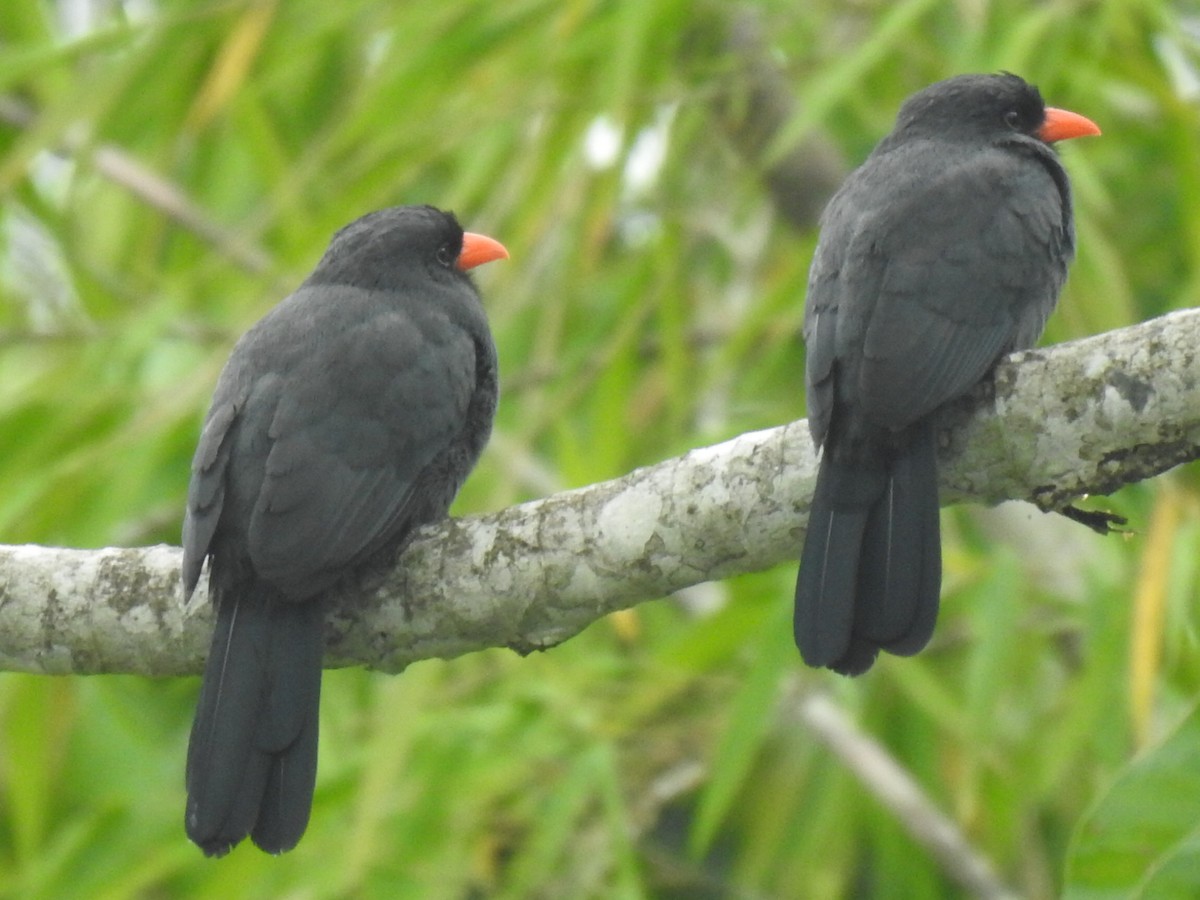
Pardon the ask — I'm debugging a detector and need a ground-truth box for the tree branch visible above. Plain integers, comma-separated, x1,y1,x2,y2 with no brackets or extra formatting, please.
2,310,1198,677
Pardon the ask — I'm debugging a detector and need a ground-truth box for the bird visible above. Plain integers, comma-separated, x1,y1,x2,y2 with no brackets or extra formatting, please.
181,205,508,855
793,73,1100,676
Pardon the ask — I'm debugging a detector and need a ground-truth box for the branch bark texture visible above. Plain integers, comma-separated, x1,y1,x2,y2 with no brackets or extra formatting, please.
2,311,1198,677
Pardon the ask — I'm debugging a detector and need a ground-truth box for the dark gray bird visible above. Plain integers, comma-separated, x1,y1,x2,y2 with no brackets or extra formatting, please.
794,74,1099,675
182,205,508,855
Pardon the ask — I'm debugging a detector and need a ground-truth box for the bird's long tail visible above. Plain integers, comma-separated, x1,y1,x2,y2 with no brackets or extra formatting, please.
794,420,941,675
185,583,324,856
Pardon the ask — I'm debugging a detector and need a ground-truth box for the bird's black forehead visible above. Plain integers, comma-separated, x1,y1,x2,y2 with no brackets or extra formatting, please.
896,73,1045,129
331,205,463,248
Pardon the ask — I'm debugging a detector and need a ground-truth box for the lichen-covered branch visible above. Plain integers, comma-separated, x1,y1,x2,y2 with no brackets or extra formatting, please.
2,309,1198,677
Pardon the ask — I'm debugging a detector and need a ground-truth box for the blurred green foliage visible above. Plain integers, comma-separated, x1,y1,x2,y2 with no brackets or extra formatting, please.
1,0,1198,897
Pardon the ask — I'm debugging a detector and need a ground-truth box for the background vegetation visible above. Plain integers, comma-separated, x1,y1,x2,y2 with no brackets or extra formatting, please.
0,0,1197,897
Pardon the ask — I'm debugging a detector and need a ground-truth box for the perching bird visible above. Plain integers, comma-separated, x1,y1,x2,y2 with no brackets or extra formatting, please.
182,205,508,855
794,73,1100,675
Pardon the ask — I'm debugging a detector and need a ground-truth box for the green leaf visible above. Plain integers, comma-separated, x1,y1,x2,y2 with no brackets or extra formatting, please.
689,599,793,855
1065,704,1200,899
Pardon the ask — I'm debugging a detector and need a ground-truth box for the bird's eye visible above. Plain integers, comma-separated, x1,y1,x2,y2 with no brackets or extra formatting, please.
436,244,456,268
1004,110,1022,129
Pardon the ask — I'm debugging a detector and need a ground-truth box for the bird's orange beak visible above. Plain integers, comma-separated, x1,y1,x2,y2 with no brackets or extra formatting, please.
458,232,509,271
1038,107,1102,144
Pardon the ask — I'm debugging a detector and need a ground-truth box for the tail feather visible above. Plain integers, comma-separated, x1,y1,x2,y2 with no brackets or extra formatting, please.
794,422,941,675
251,597,323,853
794,460,884,669
186,584,324,856
879,439,941,657
853,423,941,654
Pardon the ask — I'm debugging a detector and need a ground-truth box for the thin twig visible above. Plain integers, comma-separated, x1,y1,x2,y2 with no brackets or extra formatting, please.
795,691,1020,900
0,95,272,274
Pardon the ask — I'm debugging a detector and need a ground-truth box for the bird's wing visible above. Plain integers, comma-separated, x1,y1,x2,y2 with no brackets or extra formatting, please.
802,241,842,448
859,151,1068,429
246,301,478,597
819,147,1069,434
182,381,246,599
